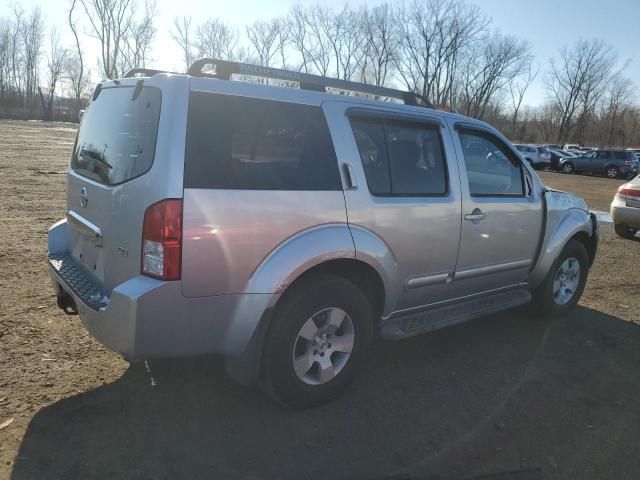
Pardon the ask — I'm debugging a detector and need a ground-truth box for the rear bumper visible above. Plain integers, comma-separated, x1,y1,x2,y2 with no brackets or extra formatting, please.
48,219,277,360
611,199,640,229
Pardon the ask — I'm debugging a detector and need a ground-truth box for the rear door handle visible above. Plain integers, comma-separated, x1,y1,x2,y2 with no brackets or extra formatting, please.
464,209,486,222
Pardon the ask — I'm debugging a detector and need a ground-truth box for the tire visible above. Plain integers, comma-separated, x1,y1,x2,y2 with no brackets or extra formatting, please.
561,162,574,174
606,166,620,178
614,222,638,239
261,274,373,408
532,239,589,317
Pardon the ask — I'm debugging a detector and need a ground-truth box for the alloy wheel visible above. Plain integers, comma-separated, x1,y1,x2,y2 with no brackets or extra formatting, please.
292,307,355,386
553,257,581,305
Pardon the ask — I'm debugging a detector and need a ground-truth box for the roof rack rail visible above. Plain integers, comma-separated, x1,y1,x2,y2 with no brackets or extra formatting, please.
188,58,433,109
124,68,179,78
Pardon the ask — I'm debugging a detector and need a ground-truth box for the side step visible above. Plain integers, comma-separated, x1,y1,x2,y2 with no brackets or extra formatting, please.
380,288,532,340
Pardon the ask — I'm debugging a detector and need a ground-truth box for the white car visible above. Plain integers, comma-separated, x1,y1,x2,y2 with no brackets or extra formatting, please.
514,144,551,169
611,175,640,239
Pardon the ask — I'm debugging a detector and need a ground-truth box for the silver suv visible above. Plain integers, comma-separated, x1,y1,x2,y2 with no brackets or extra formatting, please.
48,59,598,407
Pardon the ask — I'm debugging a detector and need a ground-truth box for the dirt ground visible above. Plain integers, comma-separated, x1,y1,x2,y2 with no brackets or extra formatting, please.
1,119,640,480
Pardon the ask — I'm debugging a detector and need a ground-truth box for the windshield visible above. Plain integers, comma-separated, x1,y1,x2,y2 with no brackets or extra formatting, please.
71,86,161,185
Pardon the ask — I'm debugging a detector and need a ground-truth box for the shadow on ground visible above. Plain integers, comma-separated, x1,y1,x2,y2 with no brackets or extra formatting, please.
11,307,640,480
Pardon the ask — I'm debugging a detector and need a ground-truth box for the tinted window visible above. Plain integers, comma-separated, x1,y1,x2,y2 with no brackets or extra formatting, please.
350,117,447,196
185,92,340,190
71,86,161,186
458,130,524,196
598,151,611,159
614,151,626,160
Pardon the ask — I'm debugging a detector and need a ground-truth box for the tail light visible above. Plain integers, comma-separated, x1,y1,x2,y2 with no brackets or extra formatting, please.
624,160,634,166
617,187,640,199
141,199,183,280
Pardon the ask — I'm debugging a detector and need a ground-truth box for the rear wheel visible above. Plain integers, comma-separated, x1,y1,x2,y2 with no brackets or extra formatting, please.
562,162,574,174
532,239,589,317
606,166,620,178
614,222,638,239
261,274,373,407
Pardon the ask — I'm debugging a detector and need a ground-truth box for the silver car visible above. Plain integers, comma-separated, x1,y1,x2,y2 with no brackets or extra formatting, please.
611,174,640,238
48,59,598,407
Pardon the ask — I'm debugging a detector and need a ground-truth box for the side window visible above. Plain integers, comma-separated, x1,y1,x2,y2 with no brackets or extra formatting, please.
458,130,525,196
350,116,448,196
185,92,340,190
597,151,611,159
614,151,626,160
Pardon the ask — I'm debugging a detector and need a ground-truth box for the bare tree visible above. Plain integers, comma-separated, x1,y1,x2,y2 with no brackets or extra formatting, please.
246,18,287,67
38,29,67,120
603,74,634,146
118,0,157,74
195,17,244,61
79,0,137,79
360,4,396,86
545,39,617,143
459,32,531,119
21,6,44,105
394,0,488,107
63,51,91,117
171,16,194,71
508,61,538,135
67,0,84,117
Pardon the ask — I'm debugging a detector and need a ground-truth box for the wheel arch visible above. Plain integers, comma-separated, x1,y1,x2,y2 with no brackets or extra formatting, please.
528,206,596,289
226,226,390,386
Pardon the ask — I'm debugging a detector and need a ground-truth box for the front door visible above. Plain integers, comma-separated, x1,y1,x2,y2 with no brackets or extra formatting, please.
451,123,544,297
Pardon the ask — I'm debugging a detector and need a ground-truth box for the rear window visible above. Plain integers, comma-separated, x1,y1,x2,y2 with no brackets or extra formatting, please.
71,86,162,186
184,92,340,190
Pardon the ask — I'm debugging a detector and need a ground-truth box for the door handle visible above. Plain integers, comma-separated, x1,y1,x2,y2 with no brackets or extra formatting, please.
464,208,486,222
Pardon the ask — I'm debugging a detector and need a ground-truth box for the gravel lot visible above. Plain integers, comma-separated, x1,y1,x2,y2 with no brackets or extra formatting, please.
1,120,639,480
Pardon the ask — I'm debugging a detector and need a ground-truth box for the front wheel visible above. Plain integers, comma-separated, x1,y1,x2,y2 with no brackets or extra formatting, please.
606,166,620,178
261,274,373,407
532,239,589,317
562,163,574,174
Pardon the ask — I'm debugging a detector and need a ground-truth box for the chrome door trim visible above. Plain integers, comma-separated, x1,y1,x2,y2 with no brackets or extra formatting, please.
454,259,532,281
67,210,103,247
406,272,452,289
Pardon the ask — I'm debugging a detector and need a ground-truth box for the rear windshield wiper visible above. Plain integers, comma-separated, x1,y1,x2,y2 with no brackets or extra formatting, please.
79,149,113,169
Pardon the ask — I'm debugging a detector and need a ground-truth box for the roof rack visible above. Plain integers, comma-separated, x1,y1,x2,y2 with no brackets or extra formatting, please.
187,58,433,109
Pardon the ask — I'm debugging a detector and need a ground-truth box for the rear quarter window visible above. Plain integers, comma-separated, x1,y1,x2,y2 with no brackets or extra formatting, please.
71,86,162,186
184,92,341,190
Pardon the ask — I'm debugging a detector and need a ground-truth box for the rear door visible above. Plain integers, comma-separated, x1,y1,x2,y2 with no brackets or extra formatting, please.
451,122,544,297
66,76,188,292
324,102,462,313
592,151,611,173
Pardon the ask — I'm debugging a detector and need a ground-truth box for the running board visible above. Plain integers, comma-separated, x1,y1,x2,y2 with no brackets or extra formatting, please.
380,288,532,340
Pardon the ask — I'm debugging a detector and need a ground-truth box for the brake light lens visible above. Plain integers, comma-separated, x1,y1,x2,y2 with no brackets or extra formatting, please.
141,199,183,280
617,187,640,199
625,160,634,166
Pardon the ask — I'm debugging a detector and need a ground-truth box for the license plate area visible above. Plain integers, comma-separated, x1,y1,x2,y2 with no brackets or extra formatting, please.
67,214,105,283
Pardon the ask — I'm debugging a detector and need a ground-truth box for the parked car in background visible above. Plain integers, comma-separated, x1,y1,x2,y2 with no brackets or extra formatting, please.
545,144,563,151
46,59,599,407
611,175,640,239
559,148,639,178
564,144,582,152
514,144,551,169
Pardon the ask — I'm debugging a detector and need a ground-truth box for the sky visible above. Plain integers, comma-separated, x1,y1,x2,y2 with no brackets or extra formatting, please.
6,0,640,108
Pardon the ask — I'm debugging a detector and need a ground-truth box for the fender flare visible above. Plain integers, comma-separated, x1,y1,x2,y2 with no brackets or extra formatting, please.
528,207,594,289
